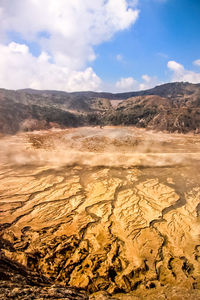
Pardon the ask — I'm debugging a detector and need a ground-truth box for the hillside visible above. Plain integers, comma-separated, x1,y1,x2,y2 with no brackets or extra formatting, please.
0,82,200,134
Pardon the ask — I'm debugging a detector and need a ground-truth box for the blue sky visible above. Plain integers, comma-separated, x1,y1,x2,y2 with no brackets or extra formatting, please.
0,0,200,92
93,0,200,85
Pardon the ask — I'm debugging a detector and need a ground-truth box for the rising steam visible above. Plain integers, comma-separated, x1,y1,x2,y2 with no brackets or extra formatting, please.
0,127,200,168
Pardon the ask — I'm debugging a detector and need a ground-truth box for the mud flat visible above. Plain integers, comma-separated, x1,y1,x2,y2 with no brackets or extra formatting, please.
0,127,200,299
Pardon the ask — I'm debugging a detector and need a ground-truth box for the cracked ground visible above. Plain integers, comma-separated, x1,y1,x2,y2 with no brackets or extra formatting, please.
0,127,200,299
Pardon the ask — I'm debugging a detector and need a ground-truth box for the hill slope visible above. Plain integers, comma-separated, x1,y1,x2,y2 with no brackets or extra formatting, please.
0,82,200,134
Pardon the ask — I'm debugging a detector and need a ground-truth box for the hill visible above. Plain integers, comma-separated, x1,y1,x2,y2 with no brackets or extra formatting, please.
0,82,200,134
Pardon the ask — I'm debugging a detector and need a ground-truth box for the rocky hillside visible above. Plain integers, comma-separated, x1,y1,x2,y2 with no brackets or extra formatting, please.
0,82,200,134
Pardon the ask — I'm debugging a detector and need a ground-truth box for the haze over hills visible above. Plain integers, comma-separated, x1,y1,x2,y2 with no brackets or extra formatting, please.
0,81,200,134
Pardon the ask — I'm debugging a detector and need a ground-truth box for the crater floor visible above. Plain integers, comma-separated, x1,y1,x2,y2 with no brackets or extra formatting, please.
0,127,200,299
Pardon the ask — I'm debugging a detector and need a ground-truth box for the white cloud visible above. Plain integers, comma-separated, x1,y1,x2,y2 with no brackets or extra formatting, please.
0,42,101,91
167,61,184,72
141,74,151,83
115,74,159,92
116,54,124,62
139,74,159,90
193,59,200,67
116,77,138,91
0,0,139,91
9,42,29,54
168,60,200,83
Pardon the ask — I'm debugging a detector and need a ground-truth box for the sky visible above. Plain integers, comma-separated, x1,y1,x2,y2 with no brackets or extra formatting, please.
0,0,200,92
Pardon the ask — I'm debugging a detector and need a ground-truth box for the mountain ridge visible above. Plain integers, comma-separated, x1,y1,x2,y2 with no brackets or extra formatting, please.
0,81,200,134
2,81,199,99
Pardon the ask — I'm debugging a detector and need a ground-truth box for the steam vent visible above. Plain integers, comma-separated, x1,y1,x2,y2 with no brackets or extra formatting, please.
1,127,200,299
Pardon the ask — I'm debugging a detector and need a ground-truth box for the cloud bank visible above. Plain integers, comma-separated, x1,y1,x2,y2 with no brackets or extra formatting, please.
193,59,200,67
115,74,159,92
0,0,139,91
0,1,199,92
168,60,200,84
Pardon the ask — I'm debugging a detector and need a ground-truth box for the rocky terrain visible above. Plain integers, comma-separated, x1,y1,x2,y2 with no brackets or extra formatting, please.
0,81,200,134
0,127,200,299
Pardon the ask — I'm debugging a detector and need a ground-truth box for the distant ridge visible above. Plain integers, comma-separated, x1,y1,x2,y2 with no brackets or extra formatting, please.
0,82,200,134
17,81,200,99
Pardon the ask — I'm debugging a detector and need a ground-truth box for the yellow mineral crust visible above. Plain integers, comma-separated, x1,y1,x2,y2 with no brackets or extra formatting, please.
0,127,200,297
